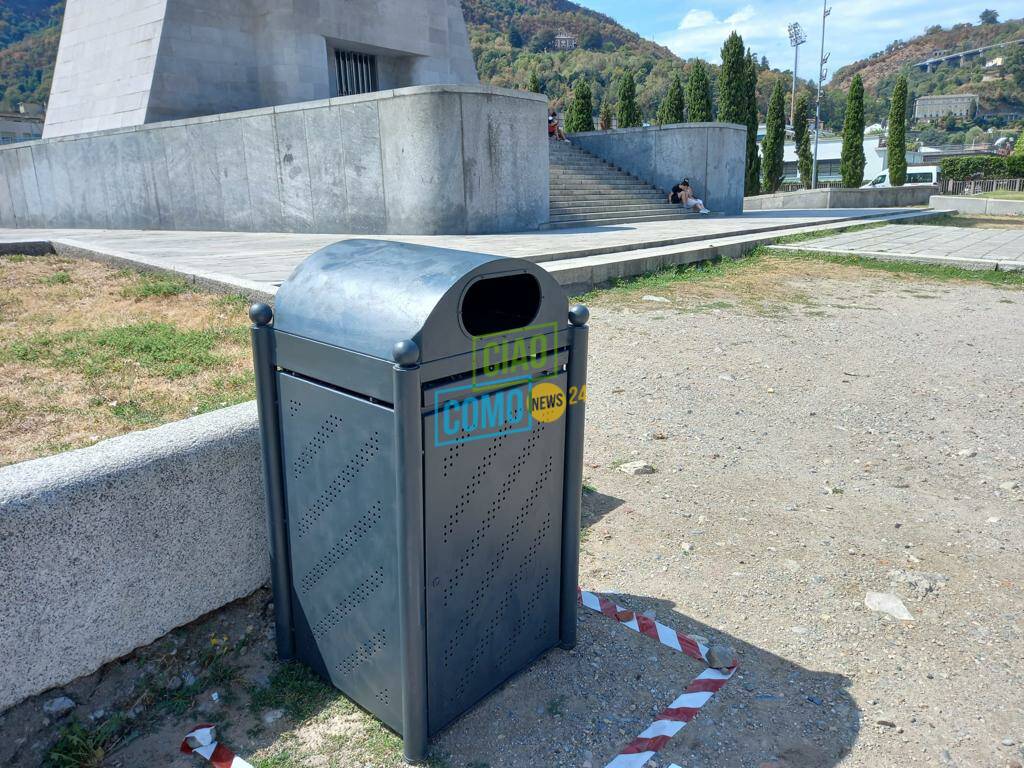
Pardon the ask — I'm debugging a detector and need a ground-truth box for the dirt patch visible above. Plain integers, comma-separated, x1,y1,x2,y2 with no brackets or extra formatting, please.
3,256,1023,768
0,255,254,466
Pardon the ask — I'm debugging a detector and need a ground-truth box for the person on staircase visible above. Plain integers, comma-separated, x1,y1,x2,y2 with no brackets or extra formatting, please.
548,111,567,142
669,178,711,214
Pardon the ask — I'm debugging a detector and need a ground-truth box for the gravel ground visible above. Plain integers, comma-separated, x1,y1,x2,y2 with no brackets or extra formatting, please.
3,254,1022,768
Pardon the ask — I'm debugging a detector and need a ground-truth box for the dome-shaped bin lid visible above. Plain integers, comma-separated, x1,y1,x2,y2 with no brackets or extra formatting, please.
273,240,568,364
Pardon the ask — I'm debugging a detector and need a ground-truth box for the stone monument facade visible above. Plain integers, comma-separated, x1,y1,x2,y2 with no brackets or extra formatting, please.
44,0,479,138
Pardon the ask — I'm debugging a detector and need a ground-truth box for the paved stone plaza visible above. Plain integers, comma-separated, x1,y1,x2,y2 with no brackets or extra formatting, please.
0,208,935,295
771,223,1024,270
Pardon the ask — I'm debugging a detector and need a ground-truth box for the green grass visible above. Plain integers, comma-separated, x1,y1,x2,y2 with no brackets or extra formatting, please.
572,256,757,304
3,322,223,379
44,718,124,768
249,663,349,723
2,254,27,263
43,270,73,285
120,272,192,299
771,247,1024,287
976,191,1024,200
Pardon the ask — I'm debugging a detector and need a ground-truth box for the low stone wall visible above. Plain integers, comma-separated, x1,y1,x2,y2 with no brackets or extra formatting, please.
929,194,1024,216
0,403,267,711
744,186,936,210
0,84,548,236
568,123,747,215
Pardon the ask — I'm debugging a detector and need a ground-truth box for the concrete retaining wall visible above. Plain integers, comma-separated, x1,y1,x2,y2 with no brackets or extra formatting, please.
744,185,936,210
568,123,747,216
0,403,267,711
929,194,1024,216
0,85,549,236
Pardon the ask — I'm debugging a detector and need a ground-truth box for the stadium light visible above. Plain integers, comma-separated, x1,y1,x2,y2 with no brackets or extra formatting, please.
788,22,807,127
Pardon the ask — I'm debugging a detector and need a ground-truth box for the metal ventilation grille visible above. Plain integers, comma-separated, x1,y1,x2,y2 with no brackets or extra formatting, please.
337,629,388,676
300,501,383,593
277,372,401,732
423,374,568,734
292,414,344,477
311,566,385,639
296,431,381,537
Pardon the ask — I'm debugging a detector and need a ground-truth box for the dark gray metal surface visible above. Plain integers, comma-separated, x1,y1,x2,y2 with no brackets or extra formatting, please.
273,239,568,364
277,372,403,731
422,373,568,734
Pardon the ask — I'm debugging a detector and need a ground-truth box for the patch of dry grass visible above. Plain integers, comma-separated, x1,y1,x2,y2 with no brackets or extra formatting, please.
0,255,254,466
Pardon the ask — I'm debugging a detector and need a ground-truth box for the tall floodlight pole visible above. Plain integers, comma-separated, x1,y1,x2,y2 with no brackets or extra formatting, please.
788,23,807,127
812,0,831,188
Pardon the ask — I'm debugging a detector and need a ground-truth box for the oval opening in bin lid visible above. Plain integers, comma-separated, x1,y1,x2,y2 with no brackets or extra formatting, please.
273,240,567,363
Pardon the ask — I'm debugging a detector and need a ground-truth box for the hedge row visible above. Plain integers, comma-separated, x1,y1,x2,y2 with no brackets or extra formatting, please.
940,155,1024,180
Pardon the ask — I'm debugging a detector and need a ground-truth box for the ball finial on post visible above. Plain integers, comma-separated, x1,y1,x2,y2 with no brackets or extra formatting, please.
392,339,421,367
568,304,590,327
249,303,274,326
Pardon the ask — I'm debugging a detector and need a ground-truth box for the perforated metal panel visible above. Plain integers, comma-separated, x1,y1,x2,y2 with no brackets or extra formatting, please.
423,373,567,733
277,373,402,731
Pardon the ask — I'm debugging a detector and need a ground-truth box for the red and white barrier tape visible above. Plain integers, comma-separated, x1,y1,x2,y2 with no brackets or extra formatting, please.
578,589,737,768
181,724,254,768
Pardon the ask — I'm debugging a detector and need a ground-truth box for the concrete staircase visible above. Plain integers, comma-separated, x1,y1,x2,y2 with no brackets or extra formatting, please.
547,140,696,229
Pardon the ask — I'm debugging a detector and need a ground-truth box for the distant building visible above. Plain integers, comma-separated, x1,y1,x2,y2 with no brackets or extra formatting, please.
914,93,978,122
985,56,1004,67
780,134,922,185
553,32,578,50
0,105,43,145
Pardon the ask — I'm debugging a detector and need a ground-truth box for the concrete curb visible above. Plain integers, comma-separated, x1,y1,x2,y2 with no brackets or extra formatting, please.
0,402,268,711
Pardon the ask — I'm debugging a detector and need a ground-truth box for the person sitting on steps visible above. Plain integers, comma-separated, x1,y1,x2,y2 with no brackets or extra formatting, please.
548,110,567,142
669,178,711,214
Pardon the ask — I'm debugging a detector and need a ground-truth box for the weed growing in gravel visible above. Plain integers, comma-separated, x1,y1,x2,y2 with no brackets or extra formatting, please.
42,270,72,285
45,718,124,768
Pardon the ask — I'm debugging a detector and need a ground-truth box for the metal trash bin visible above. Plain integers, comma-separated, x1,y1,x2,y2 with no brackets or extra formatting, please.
249,240,589,761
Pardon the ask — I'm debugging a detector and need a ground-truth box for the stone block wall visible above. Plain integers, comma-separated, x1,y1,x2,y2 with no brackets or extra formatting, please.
569,123,748,215
0,404,267,711
0,85,549,236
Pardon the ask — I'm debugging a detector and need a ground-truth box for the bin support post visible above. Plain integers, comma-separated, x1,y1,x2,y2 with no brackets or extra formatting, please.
249,303,295,661
560,305,590,650
393,340,429,764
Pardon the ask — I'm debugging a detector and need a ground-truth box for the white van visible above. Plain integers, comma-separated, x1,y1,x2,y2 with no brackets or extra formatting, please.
862,166,939,188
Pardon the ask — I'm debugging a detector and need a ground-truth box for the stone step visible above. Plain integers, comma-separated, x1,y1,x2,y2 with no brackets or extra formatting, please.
550,180,656,190
550,201,681,214
549,192,667,202
544,210,696,228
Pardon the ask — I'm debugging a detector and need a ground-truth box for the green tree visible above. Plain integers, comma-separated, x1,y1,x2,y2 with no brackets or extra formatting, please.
527,70,542,94
580,30,603,50
979,9,999,24
508,23,523,48
617,71,643,128
564,79,595,133
718,32,747,124
794,93,813,188
686,60,712,122
887,75,908,186
656,73,686,125
744,51,761,196
599,100,614,129
840,74,867,187
761,80,786,192
530,30,556,52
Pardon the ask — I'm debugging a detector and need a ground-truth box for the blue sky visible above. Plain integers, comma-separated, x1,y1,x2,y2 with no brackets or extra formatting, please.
578,0,1012,80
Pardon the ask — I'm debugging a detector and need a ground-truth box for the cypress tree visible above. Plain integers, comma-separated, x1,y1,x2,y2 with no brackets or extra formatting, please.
887,75,908,186
656,73,686,125
599,100,613,130
840,74,867,187
686,60,712,122
761,80,786,193
508,23,523,48
794,93,813,188
564,79,595,133
717,32,747,124
617,71,643,128
527,71,542,94
744,51,761,196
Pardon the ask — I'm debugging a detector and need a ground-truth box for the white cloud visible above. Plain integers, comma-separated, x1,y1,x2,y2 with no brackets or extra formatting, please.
654,0,1012,81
